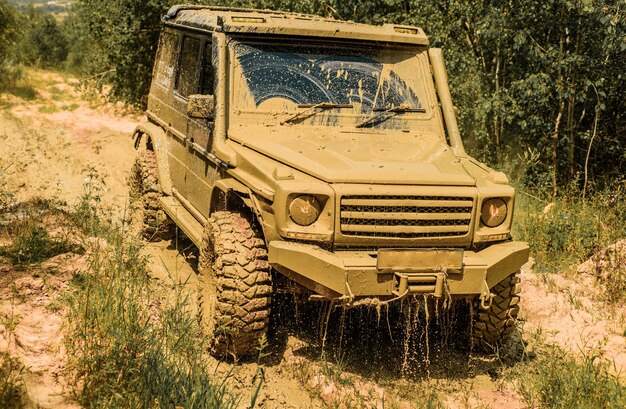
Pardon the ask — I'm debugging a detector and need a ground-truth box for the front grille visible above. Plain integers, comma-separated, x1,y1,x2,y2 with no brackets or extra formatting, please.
340,195,473,238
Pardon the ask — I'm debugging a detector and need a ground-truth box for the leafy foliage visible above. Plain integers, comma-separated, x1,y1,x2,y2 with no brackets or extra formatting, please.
0,0,20,86
377,0,626,195
17,6,69,69
68,0,176,105
514,180,626,272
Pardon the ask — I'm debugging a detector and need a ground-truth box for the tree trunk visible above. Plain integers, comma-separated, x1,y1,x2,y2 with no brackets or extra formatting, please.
553,34,565,198
567,94,575,181
567,28,581,182
493,41,501,163
553,99,564,198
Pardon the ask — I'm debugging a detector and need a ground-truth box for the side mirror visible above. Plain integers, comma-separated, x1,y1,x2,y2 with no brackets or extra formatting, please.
187,94,215,120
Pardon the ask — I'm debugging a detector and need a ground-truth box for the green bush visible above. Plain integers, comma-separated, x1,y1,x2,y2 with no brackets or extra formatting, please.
514,180,626,273
17,7,69,69
0,0,20,88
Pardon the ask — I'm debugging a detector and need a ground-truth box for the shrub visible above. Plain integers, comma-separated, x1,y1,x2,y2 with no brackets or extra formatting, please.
0,0,20,88
513,180,626,273
17,7,68,69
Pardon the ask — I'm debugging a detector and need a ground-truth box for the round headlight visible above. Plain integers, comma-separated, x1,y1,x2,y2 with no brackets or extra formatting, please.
481,198,507,227
289,195,321,226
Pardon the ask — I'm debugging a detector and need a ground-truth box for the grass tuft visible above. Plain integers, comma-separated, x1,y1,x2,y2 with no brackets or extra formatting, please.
0,351,25,409
509,343,625,408
0,221,83,265
514,180,626,274
62,179,240,408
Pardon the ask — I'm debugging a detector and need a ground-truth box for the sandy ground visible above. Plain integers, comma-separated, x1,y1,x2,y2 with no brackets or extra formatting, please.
1,70,624,408
519,264,626,376
1,80,137,210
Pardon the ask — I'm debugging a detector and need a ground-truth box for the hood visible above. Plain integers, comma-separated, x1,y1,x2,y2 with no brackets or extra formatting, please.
229,125,476,186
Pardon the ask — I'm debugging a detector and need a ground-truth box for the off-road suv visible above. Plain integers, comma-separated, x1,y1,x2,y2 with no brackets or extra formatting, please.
130,5,530,357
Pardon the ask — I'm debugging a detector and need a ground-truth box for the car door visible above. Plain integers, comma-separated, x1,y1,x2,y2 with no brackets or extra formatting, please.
183,39,220,217
167,33,203,198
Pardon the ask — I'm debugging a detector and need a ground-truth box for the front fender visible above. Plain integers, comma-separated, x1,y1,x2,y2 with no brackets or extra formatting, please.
132,123,172,195
210,178,254,211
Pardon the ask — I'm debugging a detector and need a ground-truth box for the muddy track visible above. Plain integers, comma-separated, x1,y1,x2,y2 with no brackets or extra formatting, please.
1,71,625,408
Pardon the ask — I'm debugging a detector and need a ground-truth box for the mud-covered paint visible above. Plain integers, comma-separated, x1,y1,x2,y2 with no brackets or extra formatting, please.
232,41,420,111
142,5,529,302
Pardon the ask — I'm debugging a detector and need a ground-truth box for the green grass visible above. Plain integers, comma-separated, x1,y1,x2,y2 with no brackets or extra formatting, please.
61,180,242,408
63,238,238,408
0,220,83,265
0,286,25,408
37,104,59,113
506,342,625,408
0,170,246,408
514,180,626,274
0,351,24,409
0,67,38,100
61,102,80,111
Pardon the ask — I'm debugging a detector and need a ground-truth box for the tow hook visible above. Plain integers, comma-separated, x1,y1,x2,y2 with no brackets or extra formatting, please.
479,279,494,309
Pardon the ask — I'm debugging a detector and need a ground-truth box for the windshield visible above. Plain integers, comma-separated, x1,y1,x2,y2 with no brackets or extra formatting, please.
230,39,430,126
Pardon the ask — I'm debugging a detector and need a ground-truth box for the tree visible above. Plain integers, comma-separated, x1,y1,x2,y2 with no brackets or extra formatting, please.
69,0,177,106
0,0,20,86
18,6,69,69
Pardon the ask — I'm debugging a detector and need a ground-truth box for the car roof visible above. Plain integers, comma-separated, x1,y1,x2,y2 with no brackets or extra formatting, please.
164,5,428,46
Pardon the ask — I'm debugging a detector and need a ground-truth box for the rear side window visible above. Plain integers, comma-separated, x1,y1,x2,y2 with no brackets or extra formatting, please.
153,31,178,89
200,42,214,95
176,36,201,98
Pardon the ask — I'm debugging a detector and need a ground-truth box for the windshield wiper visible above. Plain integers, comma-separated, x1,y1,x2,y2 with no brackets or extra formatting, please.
280,102,353,125
355,105,426,128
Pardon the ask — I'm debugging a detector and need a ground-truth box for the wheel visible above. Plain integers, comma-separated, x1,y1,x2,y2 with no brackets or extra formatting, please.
471,272,521,352
198,211,272,357
128,148,173,241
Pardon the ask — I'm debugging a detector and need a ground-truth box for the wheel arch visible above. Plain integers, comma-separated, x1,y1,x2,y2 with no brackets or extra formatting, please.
210,178,256,214
132,123,172,195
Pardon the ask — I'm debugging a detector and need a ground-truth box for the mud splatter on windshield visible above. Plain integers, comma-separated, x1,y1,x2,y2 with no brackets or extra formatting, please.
233,41,421,112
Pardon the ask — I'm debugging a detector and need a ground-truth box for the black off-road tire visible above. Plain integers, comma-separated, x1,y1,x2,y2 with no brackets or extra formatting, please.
198,211,272,357
471,272,521,353
128,149,173,241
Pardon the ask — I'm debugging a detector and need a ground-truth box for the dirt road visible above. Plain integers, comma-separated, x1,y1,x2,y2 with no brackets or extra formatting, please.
1,70,624,408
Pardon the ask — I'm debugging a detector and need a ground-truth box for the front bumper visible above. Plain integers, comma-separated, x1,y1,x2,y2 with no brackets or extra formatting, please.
268,241,530,300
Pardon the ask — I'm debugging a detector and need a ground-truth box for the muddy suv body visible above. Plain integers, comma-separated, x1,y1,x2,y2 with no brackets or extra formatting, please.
131,5,530,356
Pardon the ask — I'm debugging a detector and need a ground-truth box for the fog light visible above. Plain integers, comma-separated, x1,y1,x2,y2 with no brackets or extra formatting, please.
481,198,507,227
289,195,321,226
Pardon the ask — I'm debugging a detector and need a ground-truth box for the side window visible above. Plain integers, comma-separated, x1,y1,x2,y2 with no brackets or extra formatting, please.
153,31,178,89
200,42,214,95
175,35,201,98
